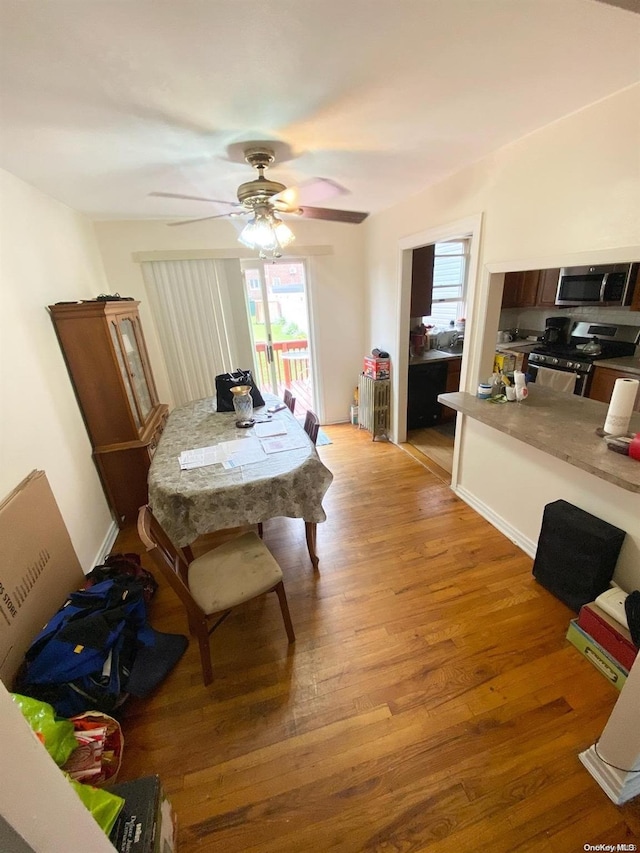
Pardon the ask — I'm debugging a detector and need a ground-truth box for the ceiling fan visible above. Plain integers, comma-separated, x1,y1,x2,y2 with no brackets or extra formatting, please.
150,145,369,258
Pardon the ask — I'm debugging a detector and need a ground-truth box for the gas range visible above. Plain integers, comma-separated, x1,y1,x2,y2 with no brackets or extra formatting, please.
530,321,638,373
528,321,639,395
528,347,600,375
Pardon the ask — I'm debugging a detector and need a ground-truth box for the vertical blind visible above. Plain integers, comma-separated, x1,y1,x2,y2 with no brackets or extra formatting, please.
140,258,241,406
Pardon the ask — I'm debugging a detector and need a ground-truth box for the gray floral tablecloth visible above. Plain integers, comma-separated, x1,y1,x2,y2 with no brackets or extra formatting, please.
148,394,333,547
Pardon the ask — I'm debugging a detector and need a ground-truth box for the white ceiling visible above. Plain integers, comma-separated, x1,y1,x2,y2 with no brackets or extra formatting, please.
0,0,638,224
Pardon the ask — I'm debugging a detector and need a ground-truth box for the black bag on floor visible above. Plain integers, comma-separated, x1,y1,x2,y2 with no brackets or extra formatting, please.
85,552,158,604
215,369,265,412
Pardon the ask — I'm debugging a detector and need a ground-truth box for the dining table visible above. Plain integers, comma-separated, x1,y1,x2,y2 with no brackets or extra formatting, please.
147,393,333,568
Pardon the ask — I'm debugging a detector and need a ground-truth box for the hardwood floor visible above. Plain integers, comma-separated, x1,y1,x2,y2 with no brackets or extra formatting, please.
405,423,455,481
113,424,639,852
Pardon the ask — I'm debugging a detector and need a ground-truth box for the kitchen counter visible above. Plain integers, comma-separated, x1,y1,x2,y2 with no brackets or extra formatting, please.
592,356,640,376
438,385,640,493
495,340,540,353
409,350,463,367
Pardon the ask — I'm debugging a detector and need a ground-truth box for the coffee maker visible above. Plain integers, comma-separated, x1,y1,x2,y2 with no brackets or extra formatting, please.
542,316,571,347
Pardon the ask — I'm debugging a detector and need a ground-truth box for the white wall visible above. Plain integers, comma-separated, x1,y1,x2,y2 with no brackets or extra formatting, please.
0,169,115,569
364,83,640,587
92,217,367,424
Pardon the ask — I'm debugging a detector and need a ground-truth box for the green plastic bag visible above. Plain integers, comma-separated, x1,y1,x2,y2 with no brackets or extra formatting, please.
67,776,125,837
11,693,78,766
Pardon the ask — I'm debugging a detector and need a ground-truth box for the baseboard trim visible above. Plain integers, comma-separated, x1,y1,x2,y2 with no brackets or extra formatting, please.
453,485,537,558
90,520,120,573
579,745,640,805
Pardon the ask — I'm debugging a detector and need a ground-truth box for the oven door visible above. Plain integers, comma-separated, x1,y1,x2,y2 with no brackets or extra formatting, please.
528,364,587,396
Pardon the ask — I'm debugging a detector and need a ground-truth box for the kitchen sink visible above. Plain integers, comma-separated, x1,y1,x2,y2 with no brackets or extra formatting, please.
434,346,464,355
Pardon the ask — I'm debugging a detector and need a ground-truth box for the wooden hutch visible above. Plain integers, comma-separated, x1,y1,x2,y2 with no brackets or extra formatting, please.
48,299,168,526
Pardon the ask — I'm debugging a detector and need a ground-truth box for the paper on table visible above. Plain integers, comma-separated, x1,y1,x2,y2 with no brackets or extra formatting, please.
179,444,226,470
261,434,309,454
224,441,268,468
254,421,288,437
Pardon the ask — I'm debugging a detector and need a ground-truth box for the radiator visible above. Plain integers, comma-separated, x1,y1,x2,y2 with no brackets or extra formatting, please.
358,375,391,440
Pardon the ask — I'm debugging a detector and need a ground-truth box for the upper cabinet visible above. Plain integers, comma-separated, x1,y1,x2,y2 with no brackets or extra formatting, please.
48,300,168,524
410,244,435,318
501,268,561,309
630,265,640,312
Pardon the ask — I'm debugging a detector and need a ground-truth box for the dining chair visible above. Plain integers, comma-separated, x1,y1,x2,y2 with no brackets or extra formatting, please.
137,505,295,686
283,388,296,414
303,409,320,445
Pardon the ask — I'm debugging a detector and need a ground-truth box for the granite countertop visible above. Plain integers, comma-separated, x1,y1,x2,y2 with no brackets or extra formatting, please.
592,356,640,376
494,339,540,353
409,350,463,367
438,385,640,493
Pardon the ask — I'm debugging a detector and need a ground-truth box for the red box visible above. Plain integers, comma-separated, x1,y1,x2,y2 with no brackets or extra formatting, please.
363,356,390,380
577,603,638,672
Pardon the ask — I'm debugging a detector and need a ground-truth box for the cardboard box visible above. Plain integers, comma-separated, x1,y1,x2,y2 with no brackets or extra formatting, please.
0,470,84,685
109,775,177,853
363,356,390,380
493,352,516,374
566,619,628,690
577,603,638,672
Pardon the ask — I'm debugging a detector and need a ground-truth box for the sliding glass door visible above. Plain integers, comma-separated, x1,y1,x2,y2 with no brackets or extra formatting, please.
241,259,315,417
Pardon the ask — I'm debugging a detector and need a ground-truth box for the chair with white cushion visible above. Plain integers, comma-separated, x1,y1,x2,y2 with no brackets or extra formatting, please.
137,505,295,686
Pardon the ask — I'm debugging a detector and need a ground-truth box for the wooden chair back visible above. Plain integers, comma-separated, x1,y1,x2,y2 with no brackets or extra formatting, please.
303,409,320,445
137,505,205,625
283,388,296,414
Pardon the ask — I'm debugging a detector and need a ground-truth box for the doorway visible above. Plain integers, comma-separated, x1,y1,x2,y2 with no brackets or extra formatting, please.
241,259,315,418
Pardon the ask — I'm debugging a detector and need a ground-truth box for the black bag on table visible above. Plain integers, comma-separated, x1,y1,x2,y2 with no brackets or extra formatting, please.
215,369,265,412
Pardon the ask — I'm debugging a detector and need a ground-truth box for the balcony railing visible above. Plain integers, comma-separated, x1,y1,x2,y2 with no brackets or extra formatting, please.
253,339,313,414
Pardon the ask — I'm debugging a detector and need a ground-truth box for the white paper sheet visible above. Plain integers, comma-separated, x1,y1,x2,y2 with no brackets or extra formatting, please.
179,444,227,470
225,441,268,468
261,435,309,454
254,421,288,438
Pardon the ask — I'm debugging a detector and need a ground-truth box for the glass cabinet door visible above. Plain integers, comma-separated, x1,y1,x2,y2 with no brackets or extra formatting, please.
110,316,154,429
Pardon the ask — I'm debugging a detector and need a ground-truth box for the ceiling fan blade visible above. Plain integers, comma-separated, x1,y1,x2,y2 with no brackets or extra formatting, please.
295,206,369,224
150,191,239,207
167,212,245,226
271,178,348,210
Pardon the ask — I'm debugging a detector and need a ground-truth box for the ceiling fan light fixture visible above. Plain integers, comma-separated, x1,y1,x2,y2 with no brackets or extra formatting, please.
238,210,295,258
272,217,295,248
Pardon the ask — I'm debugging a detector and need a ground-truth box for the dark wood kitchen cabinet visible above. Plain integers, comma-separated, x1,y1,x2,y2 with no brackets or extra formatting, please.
410,244,435,318
48,300,168,526
588,366,640,412
502,270,540,309
502,268,561,309
629,265,640,311
535,268,561,307
441,358,462,424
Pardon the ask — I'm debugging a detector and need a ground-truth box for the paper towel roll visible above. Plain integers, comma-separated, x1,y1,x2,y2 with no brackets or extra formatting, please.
603,377,639,435
514,370,528,401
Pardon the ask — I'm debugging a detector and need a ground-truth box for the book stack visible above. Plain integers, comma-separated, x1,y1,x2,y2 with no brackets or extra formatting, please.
566,585,638,691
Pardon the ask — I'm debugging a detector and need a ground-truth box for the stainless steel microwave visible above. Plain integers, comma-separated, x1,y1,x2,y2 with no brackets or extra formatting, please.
555,262,636,307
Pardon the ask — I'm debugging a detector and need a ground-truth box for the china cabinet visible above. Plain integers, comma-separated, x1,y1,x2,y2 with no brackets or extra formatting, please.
48,300,168,525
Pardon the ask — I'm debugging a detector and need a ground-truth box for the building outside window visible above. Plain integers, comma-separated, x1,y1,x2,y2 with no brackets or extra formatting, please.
421,240,468,328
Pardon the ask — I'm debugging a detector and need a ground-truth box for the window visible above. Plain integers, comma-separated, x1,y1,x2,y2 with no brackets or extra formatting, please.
422,240,468,327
